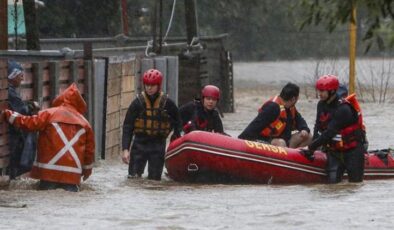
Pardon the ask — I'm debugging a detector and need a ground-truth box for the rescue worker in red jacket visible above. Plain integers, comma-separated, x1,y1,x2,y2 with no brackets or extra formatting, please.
3,83,95,192
238,82,312,148
302,75,366,183
122,69,181,180
179,85,224,134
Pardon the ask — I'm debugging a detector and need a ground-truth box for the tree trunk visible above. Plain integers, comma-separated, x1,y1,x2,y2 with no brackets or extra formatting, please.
23,0,40,50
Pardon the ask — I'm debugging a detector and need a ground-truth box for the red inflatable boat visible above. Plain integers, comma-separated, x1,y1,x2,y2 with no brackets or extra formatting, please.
165,131,394,184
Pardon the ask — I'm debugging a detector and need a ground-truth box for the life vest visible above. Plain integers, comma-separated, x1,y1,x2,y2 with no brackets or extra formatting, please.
134,92,172,137
329,93,365,151
259,96,296,138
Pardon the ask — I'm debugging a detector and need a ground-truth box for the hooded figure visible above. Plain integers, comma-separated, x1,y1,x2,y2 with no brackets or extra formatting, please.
3,83,95,192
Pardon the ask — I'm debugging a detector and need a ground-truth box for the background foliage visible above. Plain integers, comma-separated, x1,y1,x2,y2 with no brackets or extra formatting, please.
34,0,394,60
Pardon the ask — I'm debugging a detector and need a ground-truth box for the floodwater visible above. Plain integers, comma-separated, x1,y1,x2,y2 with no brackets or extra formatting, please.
2,60,394,229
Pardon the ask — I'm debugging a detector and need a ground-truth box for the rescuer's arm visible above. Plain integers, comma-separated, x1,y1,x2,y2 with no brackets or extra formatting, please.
238,102,279,140
121,99,140,164
3,109,50,131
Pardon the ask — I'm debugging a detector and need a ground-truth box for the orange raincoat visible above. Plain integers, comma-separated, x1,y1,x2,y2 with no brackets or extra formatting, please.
4,83,95,185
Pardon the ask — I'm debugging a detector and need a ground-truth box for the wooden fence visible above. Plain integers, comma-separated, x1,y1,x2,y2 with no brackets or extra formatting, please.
104,56,136,158
0,61,8,173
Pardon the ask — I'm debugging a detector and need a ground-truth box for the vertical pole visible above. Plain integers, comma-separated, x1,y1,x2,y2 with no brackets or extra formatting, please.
349,0,357,94
184,0,198,45
0,0,8,50
84,60,94,128
151,0,158,53
32,62,43,105
83,42,92,60
49,61,59,100
14,0,18,49
158,0,163,54
121,0,129,36
23,0,40,50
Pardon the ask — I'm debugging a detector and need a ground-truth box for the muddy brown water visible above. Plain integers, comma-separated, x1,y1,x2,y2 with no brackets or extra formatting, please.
2,60,394,229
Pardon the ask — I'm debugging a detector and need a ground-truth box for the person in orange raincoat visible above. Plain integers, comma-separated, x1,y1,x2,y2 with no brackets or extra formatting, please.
3,83,95,192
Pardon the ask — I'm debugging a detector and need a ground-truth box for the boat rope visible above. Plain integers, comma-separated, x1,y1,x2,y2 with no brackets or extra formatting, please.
145,39,153,57
163,0,177,43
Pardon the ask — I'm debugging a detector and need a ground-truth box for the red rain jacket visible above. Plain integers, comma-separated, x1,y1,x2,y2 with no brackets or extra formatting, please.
4,83,95,185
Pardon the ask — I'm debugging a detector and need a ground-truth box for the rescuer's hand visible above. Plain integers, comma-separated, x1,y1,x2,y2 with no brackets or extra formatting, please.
300,130,309,138
122,149,130,164
3,109,12,123
182,121,196,134
82,173,90,181
170,133,180,142
31,101,40,113
299,148,315,161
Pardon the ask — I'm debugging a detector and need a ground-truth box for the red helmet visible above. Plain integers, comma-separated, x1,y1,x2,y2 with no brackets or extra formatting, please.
316,75,339,91
201,85,220,100
143,69,163,87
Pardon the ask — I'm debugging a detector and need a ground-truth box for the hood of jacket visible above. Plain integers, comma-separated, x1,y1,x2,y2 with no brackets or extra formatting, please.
52,83,87,114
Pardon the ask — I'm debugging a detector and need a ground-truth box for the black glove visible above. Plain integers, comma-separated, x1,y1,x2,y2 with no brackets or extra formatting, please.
182,121,196,134
170,133,181,142
299,149,315,161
